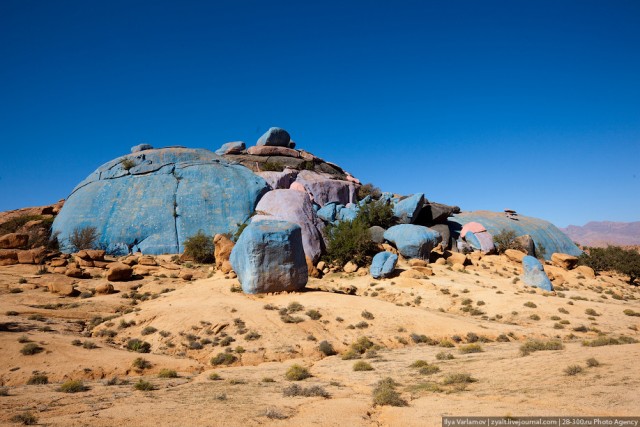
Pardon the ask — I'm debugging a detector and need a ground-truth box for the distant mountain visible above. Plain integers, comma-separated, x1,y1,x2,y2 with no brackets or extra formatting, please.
561,221,640,247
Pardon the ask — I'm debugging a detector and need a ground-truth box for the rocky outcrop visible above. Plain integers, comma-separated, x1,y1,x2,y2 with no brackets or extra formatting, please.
254,190,324,263
248,146,300,158
383,224,440,260
230,220,308,294
214,234,234,272
450,211,581,260
0,233,29,249
257,168,299,190
52,147,269,255
370,251,398,279
521,255,553,291
107,262,133,281
293,170,357,207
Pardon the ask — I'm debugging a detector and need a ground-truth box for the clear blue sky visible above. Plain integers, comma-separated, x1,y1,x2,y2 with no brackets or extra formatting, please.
1,0,638,228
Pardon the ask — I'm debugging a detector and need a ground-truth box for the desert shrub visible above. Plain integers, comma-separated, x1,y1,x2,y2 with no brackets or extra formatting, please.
306,309,322,320
27,374,48,385
283,384,330,398
18,335,30,343
520,339,564,356
0,214,44,235
132,357,152,370
58,379,87,393
579,246,640,284
264,407,289,420
523,301,537,308
285,364,311,381
419,365,440,375
10,412,38,425
318,340,337,356
585,308,599,316
141,326,157,336
436,351,454,360
0,387,9,396
439,339,455,348
410,333,432,344
121,158,136,170
361,310,374,320
351,336,375,354
493,229,524,254
586,357,600,367
353,361,374,371
357,183,382,201
208,372,222,380
287,301,304,312
133,379,155,391
68,226,99,251
20,343,43,355
442,373,477,385
623,309,640,317
564,365,583,376
211,352,237,365
245,331,261,340
183,230,214,263
158,369,178,378
582,336,638,347
323,218,375,267
356,199,394,228
372,378,407,407
82,341,97,349
126,339,151,353
458,344,483,354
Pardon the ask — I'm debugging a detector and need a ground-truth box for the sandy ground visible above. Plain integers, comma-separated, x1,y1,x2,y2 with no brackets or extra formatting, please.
1,254,639,426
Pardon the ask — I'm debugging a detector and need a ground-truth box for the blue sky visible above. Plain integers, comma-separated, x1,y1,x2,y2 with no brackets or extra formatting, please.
1,0,638,227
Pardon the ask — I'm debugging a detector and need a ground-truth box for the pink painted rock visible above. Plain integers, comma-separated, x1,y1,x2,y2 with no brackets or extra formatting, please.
253,189,325,263
256,168,299,190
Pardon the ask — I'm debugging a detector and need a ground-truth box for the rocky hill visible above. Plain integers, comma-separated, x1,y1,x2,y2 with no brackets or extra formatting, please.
561,221,640,247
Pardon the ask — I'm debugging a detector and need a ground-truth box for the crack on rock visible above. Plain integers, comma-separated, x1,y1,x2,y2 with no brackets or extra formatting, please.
172,169,181,253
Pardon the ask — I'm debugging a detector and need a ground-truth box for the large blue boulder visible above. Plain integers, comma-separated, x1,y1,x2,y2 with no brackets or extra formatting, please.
317,202,338,223
256,127,291,147
230,220,308,294
449,211,581,260
393,193,425,224
370,251,398,279
52,147,269,255
336,204,359,222
521,255,553,291
383,224,440,260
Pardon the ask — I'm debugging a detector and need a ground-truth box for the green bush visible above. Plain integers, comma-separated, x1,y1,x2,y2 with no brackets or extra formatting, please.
493,229,524,254
126,339,151,353
353,361,374,371
183,230,214,263
520,339,564,356
27,374,48,385
261,161,285,172
132,357,152,370
458,343,483,354
324,219,375,266
564,365,583,376
372,378,407,407
20,343,43,355
357,183,382,201
211,352,237,365
285,364,311,381
318,340,337,356
58,379,87,393
10,412,38,425
134,379,155,391
158,369,178,378
356,199,394,228
68,226,99,251
579,246,640,284
442,373,477,385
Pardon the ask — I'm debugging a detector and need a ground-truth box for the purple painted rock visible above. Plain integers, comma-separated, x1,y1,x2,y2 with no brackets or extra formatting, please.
253,189,325,263
293,170,357,207
257,168,299,190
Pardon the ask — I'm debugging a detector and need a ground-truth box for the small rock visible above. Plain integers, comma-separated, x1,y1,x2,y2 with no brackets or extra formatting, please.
215,141,245,155
504,249,526,263
316,261,326,271
575,265,595,279
95,283,114,294
220,260,233,274
48,279,76,296
65,267,84,278
131,143,153,153
400,269,427,279
370,251,398,279
0,249,18,266
551,253,579,270
445,251,468,266
306,257,321,278
138,255,157,266
435,258,446,265
452,263,465,272
343,261,358,273
180,271,193,281
408,258,428,267
49,258,68,268
107,263,133,282
214,234,235,271
522,256,553,291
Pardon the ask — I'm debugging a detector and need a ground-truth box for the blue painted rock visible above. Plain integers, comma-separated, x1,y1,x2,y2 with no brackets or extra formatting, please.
256,127,291,147
521,255,553,291
336,204,359,222
293,170,357,207
370,251,398,279
230,219,308,294
383,224,440,260
131,143,153,153
450,211,581,260
463,230,495,253
215,141,245,155
393,193,425,224
52,147,269,255
254,189,325,263
317,202,339,223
